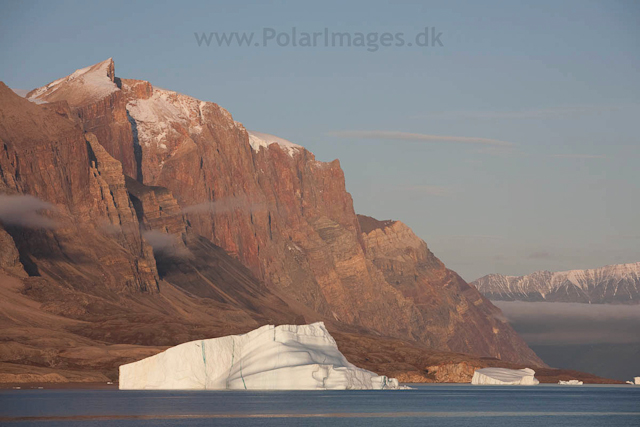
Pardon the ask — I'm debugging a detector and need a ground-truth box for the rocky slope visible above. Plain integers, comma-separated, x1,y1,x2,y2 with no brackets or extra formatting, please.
472,263,640,304
0,57,547,382
0,265,612,385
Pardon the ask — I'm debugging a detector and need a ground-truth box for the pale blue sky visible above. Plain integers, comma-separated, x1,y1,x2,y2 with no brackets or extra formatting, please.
1,0,638,280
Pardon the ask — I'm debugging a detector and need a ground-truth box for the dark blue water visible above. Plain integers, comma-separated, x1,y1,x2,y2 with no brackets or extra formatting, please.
1,385,638,426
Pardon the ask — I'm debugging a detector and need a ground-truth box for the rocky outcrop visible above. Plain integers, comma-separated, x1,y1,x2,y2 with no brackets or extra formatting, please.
27,59,138,179
357,215,544,365
125,176,185,235
424,362,479,383
472,263,640,304
85,132,159,291
0,226,26,276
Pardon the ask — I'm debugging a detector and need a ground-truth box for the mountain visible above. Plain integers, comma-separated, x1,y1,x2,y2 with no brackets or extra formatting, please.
472,263,640,304
0,58,549,383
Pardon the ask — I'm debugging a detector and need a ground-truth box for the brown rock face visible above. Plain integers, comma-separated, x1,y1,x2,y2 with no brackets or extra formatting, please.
0,83,92,211
358,215,543,365
125,176,185,235
14,58,542,367
0,82,157,293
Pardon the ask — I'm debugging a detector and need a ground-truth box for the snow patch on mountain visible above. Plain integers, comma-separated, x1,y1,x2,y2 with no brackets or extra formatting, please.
126,87,203,148
248,131,303,156
28,58,117,104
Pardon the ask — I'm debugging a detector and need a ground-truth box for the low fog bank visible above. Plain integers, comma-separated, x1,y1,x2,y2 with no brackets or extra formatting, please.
495,301,640,381
494,301,640,345
531,343,640,381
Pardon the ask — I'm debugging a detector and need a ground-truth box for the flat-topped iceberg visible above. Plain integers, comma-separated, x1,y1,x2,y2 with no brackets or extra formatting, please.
558,380,583,385
119,322,401,390
471,368,539,385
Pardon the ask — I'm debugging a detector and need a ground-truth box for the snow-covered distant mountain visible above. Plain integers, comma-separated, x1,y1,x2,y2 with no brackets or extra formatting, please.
472,262,640,304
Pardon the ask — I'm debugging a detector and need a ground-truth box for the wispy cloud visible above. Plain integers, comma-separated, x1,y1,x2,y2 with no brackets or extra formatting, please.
548,154,607,159
0,194,57,228
401,185,453,197
413,105,626,120
142,230,191,258
527,251,552,260
328,130,514,147
443,234,506,241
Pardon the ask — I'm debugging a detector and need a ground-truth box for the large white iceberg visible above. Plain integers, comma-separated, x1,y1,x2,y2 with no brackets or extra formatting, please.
119,322,401,390
471,368,539,385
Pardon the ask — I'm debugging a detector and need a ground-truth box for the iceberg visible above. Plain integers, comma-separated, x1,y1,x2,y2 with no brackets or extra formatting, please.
558,380,583,385
119,322,402,390
471,368,539,385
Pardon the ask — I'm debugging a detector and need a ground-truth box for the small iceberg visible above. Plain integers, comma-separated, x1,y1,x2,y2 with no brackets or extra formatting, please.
119,322,403,390
558,380,583,385
471,368,539,385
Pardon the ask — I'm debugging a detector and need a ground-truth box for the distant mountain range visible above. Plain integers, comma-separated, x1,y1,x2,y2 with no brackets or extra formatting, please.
472,262,640,304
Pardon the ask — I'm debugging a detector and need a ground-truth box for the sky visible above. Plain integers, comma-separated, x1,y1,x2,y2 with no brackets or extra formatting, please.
1,0,638,281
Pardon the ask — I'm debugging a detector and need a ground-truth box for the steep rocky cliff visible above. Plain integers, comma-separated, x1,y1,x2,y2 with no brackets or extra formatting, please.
357,215,541,364
0,82,158,293
0,83,303,382
6,58,544,368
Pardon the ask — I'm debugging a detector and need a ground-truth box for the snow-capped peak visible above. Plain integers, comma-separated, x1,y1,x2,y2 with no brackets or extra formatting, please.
27,58,117,105
248,131,303,157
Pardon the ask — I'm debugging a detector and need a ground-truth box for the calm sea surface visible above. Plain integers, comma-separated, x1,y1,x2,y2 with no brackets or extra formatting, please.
1,384,638,426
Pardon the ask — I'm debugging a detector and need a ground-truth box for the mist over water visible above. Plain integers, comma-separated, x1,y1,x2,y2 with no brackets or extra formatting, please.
494,301,640,380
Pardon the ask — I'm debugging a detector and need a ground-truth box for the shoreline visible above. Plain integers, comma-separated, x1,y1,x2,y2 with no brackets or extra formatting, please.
2,382,632,390
1,382,118,390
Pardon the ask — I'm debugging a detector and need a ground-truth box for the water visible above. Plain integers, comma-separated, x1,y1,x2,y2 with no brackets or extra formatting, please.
1,384,638,426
